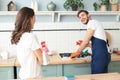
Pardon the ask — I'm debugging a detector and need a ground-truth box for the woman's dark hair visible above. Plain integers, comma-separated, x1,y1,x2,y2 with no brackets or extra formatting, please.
11,7,35,44
77,10,89,17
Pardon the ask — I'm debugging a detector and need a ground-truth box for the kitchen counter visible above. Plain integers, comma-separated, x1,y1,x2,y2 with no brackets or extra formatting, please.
0,58,16,66
0,53,120,66
14,53,120,66
12,72,120,80
0,54,120,79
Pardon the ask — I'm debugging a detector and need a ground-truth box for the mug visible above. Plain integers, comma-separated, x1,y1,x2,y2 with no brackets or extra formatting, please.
113,48,118,53
117,51,120,55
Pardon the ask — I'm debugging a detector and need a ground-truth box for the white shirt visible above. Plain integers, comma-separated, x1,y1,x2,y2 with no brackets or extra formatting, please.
16,32,42,79
87,20,110,52
87,20,106,42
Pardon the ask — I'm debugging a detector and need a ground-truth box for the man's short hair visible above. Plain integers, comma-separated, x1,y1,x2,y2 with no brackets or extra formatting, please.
77,10,89,17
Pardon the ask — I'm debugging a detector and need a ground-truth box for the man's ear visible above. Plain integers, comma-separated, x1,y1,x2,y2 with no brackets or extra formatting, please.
88,14,91,19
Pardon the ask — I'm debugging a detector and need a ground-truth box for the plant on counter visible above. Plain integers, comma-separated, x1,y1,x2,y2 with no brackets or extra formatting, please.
63,0,84,11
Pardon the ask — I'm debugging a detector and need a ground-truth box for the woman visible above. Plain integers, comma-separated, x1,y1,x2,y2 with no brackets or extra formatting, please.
11,7,43,79
70,10,111,74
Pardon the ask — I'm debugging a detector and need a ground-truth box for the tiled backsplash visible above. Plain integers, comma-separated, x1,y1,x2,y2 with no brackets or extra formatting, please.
0,22,120,57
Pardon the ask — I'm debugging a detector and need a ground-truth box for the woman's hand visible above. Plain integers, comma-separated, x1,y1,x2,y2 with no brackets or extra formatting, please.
34,48,43,65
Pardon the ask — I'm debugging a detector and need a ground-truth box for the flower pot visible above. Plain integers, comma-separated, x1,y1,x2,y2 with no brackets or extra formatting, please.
101,5,107,11
72,4,78,11
111,4,118,11
118,4,120,11
110,0,118,4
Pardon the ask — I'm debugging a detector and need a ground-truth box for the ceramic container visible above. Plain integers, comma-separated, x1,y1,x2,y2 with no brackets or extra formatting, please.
47,1,56,11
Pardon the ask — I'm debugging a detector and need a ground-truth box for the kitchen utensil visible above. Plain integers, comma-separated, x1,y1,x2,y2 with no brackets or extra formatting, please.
0,50,8,60
82,49,88,55
65,74,74,80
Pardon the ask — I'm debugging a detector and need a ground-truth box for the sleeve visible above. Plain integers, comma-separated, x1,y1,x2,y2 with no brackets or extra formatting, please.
30,34,41,51
87,20,97,30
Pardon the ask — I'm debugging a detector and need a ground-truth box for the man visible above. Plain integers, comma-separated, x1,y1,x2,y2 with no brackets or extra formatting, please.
70,10,111,74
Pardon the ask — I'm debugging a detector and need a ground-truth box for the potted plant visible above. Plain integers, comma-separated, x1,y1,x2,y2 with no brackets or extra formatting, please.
110,0,118,11
93,2,100,11
63,0,84,11
99,0,110,11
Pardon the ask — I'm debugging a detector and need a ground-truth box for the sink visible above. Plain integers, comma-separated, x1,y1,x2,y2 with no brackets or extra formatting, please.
59,53,71,60
59,52,91,60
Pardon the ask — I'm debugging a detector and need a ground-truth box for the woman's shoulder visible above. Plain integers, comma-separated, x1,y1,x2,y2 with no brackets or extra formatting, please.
22,32,35,38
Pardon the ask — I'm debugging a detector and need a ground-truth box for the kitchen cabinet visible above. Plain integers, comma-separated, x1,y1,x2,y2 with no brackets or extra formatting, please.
42,65,62,77
13,54,120,79
0,66,14,80
108,61,120,73
16,67,20,78
16,61,120,78
16,65,62,78
63,61,120,76
63,63,91,76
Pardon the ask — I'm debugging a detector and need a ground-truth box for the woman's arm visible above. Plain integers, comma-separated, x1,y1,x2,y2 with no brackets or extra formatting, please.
34,48,43,65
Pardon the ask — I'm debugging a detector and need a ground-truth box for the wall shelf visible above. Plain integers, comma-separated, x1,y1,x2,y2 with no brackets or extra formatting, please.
57,11,120,22
0,11,120,22
0,11,17,15
0,11,55,22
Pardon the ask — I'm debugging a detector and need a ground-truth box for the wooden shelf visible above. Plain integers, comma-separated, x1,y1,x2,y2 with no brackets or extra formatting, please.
0,11,120,22
1,11,120,15
0,11,17,15
0,11,55,22
57,11,120,22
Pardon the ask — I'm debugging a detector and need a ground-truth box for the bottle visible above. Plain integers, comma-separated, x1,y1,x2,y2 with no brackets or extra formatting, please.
41,41,50,65
31,0,38,12
41,41,49,54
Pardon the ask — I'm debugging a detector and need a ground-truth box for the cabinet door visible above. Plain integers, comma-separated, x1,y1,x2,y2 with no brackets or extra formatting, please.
17,65,62,78
63,63,91,76
108,61,120,72
16,67,20,79
42,65,62,77
0,67,14,80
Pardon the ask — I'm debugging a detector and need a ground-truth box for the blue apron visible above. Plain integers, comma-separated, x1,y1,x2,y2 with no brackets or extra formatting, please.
91,36,111,74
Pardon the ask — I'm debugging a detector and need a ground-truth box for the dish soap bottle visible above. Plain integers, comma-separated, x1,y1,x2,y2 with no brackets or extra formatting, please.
41,41,50,65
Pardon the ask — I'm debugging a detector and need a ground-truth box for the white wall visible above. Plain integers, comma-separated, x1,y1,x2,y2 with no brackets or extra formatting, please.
0,22,120,58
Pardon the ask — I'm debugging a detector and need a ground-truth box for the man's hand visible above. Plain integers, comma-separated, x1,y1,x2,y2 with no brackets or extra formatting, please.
70,50,81,59
76,40,83,45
